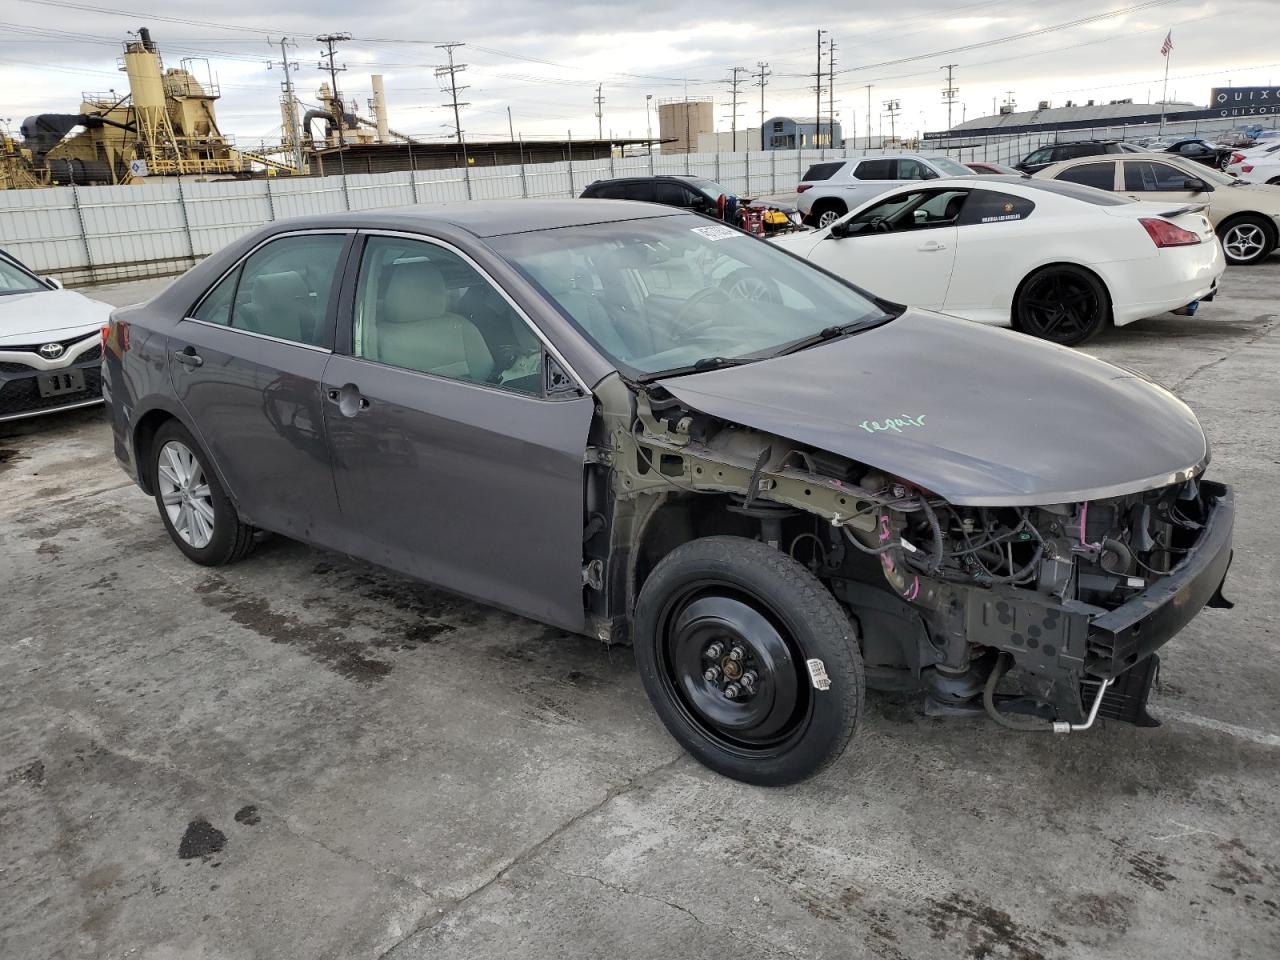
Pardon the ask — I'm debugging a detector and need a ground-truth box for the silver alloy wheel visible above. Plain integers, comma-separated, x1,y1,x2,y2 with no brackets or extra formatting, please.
727,275,777,301
817,209,842,228
1222,223,1267,262
157,440,215,549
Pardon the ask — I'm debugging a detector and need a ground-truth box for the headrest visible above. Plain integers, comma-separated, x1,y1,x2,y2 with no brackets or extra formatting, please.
944,194,966,219
252,271,309,305
383,260,447,323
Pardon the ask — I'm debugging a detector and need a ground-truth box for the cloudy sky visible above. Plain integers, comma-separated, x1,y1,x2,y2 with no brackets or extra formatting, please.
2,0,1278,148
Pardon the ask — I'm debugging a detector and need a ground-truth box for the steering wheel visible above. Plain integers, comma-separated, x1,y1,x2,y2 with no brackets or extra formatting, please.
674,286,731,332
871,217,894,234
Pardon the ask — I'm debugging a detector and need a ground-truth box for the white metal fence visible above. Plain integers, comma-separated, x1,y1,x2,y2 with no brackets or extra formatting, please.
0,149,840,286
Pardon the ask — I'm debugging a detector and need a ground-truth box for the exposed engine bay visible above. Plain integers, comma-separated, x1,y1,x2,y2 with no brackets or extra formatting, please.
585,377,1235,731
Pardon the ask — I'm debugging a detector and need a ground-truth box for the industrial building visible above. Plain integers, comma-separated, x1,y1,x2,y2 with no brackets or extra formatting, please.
657,98,714,154
762,117,843,150
311,136,657,175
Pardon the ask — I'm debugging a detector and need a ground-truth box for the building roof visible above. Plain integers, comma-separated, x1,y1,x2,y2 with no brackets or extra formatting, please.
951,100,1199,132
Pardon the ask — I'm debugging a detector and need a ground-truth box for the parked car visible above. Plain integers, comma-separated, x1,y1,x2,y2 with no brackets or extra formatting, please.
1036,152,1280,265
579,175,801,234
104,201,1233,785
772,177,1224,345
1161,138,1234,170
1,249,111,424
1014,141,1143,174
795,154,975,227
1225,140,1280,186
965,161,1024,176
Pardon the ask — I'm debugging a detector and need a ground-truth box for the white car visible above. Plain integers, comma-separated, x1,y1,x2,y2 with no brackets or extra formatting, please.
772,177,1224,346
1,250,112,423
1225,140,1280,185
796,154,976,227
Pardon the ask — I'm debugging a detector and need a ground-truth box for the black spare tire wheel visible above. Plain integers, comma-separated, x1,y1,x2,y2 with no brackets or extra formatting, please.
633,536,864,785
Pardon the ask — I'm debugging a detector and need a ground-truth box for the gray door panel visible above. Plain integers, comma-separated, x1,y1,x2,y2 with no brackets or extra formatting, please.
167,321,342,541
322,355,594,632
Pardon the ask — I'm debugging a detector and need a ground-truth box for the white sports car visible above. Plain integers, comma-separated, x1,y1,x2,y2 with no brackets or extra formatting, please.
1,250,112,423
772,177,1225,346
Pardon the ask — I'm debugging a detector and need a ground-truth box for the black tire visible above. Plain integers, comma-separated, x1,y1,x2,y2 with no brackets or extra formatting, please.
151,419,255,566
633,536,864,786
1013,264,1109,346
1217,215,1276,266
808,200,848,230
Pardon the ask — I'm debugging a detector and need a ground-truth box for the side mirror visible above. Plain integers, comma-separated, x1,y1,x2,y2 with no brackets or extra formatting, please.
1183,177,1208,193
43,276,63,289
913,209,929,223
829,220,853,238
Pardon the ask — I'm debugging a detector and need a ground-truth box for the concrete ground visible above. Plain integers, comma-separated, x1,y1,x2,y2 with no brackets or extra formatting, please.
2,263,1279,960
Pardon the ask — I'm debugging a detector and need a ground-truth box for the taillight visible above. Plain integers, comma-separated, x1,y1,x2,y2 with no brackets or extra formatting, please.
1139,217,1201,248
1242,164,1254,173
796,184,811,193
101,322,110,344
1231,152,1245,164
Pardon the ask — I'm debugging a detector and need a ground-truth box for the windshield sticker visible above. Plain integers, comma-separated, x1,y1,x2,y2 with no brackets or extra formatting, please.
859,415,927,434
690,224,742,242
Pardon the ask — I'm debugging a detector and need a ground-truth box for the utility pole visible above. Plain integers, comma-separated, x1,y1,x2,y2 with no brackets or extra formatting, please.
726,67,747,152
815,29,826,149
593,83,604,140
883,99,900,145
316,33,351,149
269,36,304,174
941,63,959,131
435,42,470,169
864,84,873,150
645,94,653,153
507,105,514,141
755,61,770,148
827,37,837,149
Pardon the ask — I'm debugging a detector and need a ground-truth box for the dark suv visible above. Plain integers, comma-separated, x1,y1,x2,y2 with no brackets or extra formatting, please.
1015,141,1142,174
580,176,800,233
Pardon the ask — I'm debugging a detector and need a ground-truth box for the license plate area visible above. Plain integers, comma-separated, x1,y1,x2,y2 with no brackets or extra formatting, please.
37,369,86,397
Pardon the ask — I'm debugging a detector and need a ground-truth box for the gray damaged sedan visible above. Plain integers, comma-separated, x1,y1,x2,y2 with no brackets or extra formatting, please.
103,200,1234,785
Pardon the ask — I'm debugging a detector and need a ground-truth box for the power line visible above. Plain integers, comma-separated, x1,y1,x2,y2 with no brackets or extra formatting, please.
435,41,470,187
814,29,826,150
725,66,747,152
316,33,350,149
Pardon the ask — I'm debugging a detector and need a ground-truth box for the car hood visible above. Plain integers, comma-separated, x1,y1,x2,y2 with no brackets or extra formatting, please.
0,289,113,345
657,310,1207,506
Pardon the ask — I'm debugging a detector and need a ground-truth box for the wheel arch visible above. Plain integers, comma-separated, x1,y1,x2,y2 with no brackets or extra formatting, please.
131,401,238,510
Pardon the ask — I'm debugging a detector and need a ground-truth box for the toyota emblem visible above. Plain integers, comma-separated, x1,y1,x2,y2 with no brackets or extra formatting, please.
39,342,65,360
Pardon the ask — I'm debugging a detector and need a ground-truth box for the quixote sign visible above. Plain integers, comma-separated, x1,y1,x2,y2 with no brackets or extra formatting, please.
1211,87,1280,117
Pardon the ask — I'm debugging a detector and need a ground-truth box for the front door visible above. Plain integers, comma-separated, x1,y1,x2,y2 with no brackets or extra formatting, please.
168,231,352,543
322,233,594,632
805,187,964,307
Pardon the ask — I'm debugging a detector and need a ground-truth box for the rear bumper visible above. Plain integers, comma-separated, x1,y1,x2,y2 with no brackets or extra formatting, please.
1109,246,1225,327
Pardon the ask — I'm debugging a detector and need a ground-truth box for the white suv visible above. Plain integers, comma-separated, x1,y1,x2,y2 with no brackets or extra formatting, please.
796,154,976,227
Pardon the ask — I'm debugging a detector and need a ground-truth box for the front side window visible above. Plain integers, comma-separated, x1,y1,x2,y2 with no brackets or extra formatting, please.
1023,148,1052,165
1124,161,1200,192
353,236,542,396
1177,142,1208,156
491,214,890,377
1055,161,1117,190
845,188,970,235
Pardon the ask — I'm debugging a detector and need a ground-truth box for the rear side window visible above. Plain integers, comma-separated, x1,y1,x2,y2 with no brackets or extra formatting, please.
957,190,1036,226
854,159,897,180
191,267,238,325
1055,162,1117,191
801,161,845,181
896,159,935,180
588,182,628,199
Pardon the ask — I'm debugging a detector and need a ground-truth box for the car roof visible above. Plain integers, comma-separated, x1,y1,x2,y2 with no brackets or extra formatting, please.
274,199,681,239
1037,151,1198,171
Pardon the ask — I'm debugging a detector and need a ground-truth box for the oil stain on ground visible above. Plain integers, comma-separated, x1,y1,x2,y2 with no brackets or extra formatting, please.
178,819,226,859
918,893,1067,960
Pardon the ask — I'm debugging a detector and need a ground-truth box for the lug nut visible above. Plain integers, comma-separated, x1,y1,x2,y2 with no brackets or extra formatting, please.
704,642,724,660
703,666,721,682
742,670,758,690
728,645,745,662
724,683,742,699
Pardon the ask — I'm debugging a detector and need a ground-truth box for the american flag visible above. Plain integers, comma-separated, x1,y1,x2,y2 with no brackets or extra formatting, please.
1160,31,1173,56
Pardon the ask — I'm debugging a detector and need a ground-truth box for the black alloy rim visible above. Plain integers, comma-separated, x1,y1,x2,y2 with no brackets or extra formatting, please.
656,582,812,754
1019,272,1101,341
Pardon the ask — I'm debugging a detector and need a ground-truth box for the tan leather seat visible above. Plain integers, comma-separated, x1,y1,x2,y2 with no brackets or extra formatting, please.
245,271,315,343
373,260,494,382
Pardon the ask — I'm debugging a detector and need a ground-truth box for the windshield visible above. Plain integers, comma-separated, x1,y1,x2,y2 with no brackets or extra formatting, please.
0,255,48,296
491,214,891,377
927,156,973,177
1180,161,1244,187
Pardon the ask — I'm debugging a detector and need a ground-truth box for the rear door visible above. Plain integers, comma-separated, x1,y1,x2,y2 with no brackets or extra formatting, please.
168,231,352,542
321,232,594,631
804,187,964,306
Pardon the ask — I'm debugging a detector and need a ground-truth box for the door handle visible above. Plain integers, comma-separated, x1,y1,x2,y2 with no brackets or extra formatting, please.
326,384,369,417
917,240,947,252
173,347,203,368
